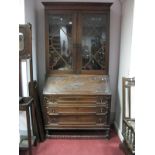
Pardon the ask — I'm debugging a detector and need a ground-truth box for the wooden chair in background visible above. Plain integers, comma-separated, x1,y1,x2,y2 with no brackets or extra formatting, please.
120,77,135,155
19,23,45,155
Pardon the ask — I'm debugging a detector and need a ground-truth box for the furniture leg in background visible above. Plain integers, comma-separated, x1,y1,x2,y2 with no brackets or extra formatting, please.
29,81,45,141
19,97,37,155
120,77,135,155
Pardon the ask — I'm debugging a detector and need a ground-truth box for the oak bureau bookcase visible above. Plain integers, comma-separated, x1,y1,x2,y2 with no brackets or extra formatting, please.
42,2,112,138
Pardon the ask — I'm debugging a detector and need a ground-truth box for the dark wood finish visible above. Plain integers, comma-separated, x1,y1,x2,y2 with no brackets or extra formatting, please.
19,23,45,142
19,97,37,155
43,75,111,137
42,2,112,11
43,75,111,95
46,129,110,139
42,2,112,138
42,2,112,75
29,81,45,142
19,24,36,155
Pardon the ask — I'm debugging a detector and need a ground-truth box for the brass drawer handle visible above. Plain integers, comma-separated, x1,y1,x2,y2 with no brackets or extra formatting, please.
97,99,108,105
99,118,103,123
47,112,59,115
98,118,107,124
46,107,55,113
48,117,57,123
99,108,108,114
102,111,108,115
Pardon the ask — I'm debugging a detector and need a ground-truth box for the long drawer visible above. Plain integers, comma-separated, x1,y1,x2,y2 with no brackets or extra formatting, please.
44,95,110,105
43,95,111,130
46,115,108,126
46,105,108,115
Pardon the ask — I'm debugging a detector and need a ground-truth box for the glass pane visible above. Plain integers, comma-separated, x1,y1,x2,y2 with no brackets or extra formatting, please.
81,14,107,70
48,14,73,71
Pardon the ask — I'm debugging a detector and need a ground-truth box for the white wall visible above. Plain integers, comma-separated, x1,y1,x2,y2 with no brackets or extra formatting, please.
35,0,122,122
109,0,121,120
19,0,25,24
25,0,37,81
114,0,134,139
19,0,38,135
